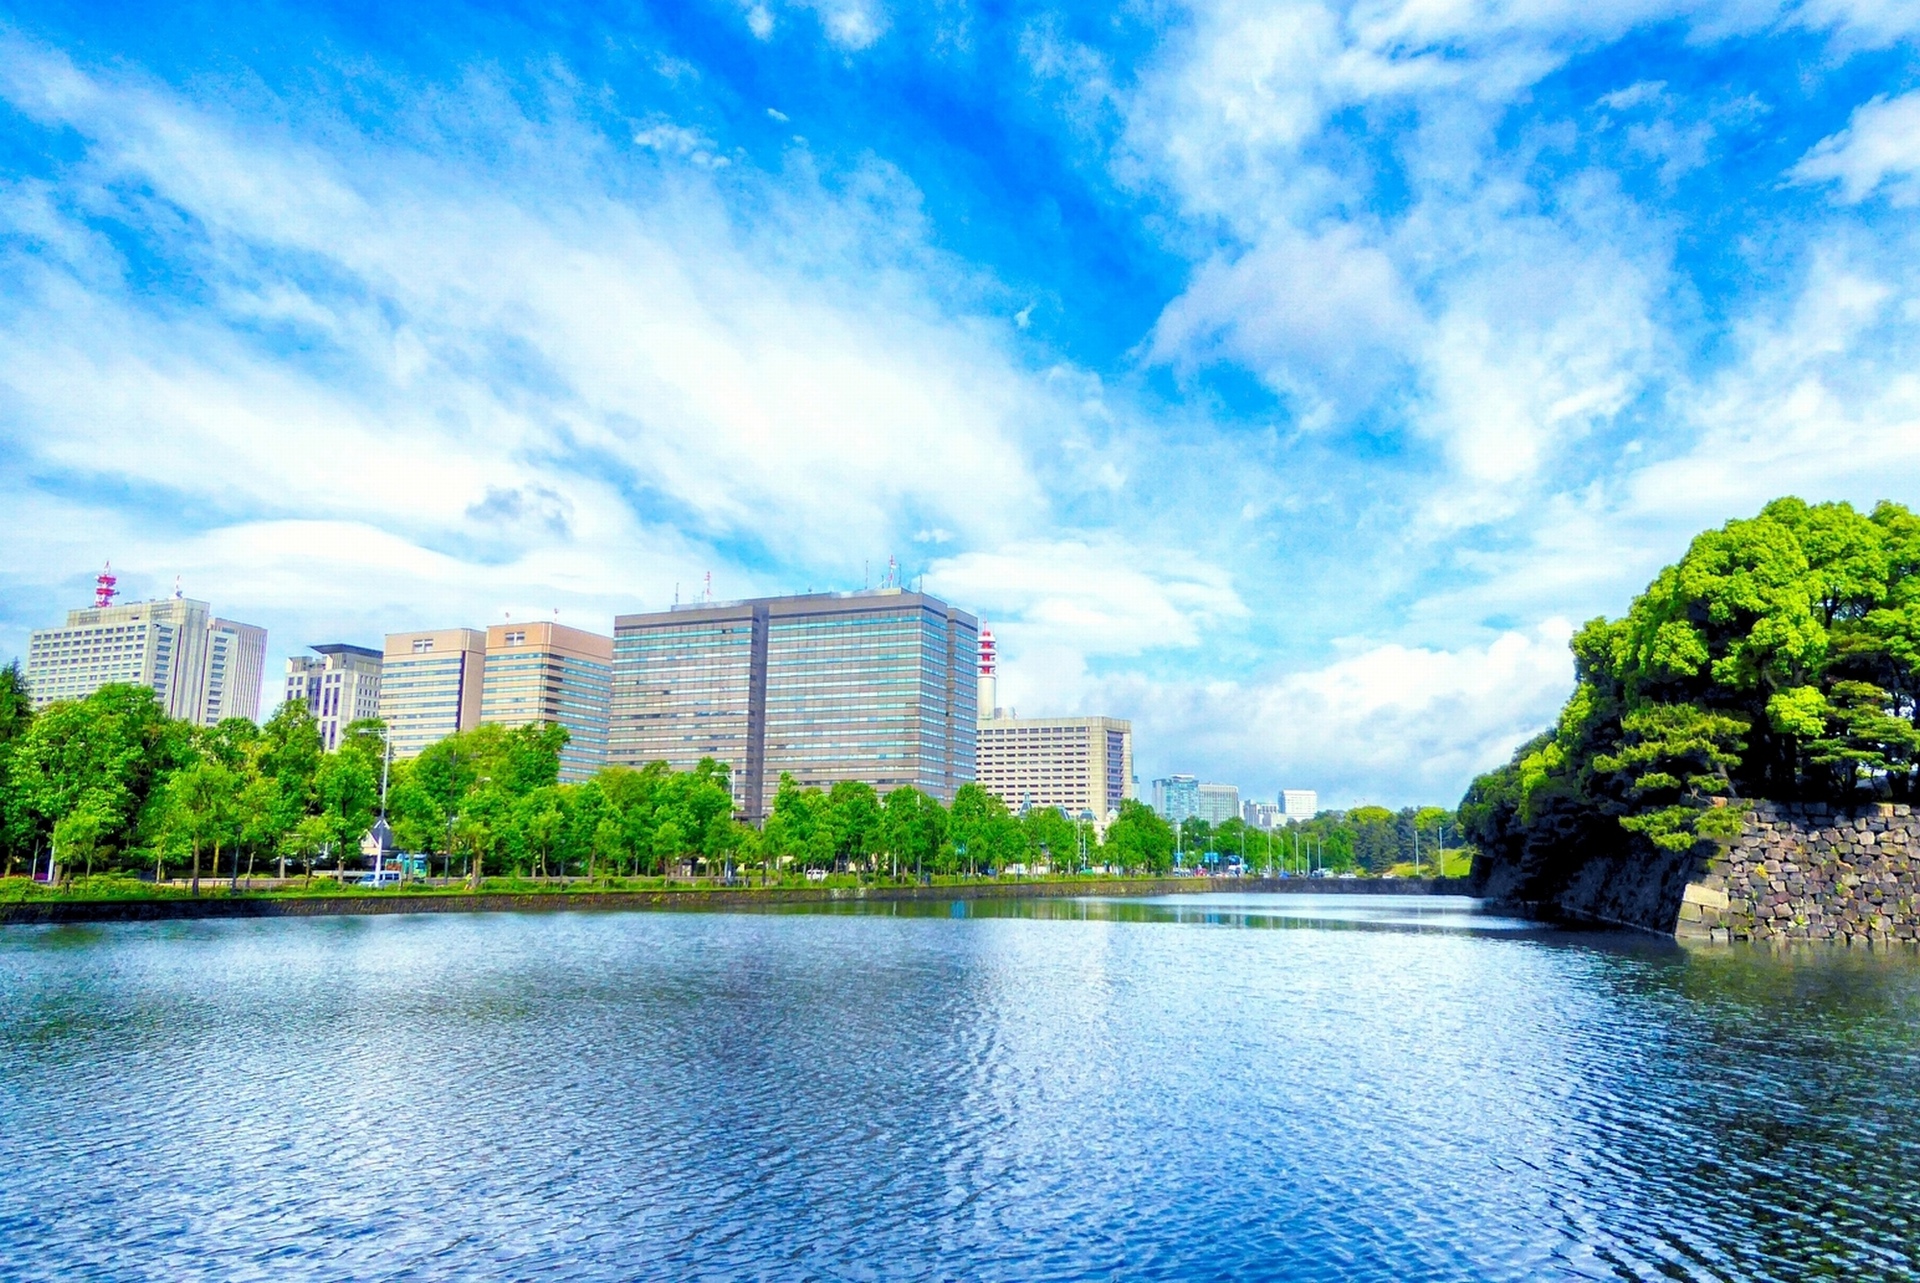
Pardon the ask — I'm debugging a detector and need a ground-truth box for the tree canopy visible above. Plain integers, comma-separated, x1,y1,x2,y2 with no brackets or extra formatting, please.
1463,498,1920,889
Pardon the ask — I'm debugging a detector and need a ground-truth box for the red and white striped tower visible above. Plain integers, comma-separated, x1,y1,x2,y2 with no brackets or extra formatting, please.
977,625,998,721
94,561,118,609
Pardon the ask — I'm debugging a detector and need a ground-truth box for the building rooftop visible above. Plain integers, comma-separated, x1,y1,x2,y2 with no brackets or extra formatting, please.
310,643,383,660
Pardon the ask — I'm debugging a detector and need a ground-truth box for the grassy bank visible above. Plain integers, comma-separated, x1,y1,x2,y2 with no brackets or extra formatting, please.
0,871,1475,925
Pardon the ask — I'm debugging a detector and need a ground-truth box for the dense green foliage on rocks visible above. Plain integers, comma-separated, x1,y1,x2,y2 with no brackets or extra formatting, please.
1463,498,1920,890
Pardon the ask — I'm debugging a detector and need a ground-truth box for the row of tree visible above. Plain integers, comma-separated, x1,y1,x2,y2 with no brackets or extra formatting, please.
1171,807,1459,875
1463,498,1920,894
0,673,1203,883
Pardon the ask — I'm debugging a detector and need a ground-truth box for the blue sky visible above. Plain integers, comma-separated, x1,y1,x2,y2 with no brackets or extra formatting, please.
2,0,1918,808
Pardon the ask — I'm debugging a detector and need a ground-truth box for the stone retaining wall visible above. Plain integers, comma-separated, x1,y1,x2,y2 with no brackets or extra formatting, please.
1680,801,1920,944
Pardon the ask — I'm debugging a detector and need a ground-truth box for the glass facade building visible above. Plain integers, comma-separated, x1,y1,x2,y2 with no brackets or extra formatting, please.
1152,775,1200,825
481,623,613,783
610,589,978,819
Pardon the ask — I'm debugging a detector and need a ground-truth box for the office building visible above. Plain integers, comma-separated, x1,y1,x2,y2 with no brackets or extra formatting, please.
380,628,487,758
26,569,266,723
1283,789,1320,821
481,622,613,783
285,644,383,752
610,588,977,819
1197,783,1241,826
1153,775,1199,825
1243,800,1281,830
202,619,267,724
976,715,1132,834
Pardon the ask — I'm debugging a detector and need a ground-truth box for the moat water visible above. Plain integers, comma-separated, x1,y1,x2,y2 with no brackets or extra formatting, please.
4,894,1920,1280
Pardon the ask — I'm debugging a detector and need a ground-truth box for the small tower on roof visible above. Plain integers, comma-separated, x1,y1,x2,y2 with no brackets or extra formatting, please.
978,625,998,721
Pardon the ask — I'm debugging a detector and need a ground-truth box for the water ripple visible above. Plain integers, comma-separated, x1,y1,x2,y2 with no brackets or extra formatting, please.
4,897,1920,1280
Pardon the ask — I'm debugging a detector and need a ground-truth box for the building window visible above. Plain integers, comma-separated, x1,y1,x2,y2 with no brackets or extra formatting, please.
413,638,435,653
504,631,526,646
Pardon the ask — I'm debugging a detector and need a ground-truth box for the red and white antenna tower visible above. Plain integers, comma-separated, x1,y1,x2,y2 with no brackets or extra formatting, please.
94,561,118,609
977,625,998,720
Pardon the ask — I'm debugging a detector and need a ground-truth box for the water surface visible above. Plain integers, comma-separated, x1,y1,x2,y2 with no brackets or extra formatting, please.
4,893,1919,1281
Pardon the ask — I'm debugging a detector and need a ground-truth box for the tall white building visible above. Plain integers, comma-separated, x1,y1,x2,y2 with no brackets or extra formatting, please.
1197,783,1241,826
285,644,383,751
1282,789,1319,821
976,714,1132,835
26,574,266,723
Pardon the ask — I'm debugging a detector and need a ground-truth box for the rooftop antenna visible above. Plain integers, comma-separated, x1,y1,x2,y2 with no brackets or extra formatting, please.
674,582,680,605
705,571,712,602
865,559,870,590
94,561,118,609
172,574,183,599
888,554,897,588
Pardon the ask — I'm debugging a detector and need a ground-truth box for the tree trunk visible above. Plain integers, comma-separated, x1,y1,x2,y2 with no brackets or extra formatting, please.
190,841,201,896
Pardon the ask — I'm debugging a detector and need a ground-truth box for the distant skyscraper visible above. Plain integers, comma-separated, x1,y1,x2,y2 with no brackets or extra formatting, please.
610,588,977,819
380,628,487,758
1153,774,1199,824
1282,789,1319,821
1243,800,1281,830
976,714,1132,834
285,644,383,752
1197,783,1241,826
26,569,265,724
481,622,613,783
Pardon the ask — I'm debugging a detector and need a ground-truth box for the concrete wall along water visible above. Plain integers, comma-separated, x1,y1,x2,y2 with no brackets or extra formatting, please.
1681,801,1920,945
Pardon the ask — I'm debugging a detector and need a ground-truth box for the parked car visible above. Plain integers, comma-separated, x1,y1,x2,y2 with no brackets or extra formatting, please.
355,870,403,889
804,868,827,883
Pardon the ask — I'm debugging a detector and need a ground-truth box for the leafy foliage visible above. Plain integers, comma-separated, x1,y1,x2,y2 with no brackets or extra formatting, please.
1464,498,1920,887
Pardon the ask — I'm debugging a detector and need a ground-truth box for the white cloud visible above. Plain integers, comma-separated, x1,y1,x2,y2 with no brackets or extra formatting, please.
0,40,1183,713
1105,619,1577,808
929,537,1247,660
1792,91,1920,205
1149,226,1421,410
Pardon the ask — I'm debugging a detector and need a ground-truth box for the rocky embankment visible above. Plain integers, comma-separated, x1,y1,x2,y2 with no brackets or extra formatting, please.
1475,801,1920,944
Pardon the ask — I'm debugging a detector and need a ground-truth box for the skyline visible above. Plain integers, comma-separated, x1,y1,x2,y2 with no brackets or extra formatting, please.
2,3,1917,809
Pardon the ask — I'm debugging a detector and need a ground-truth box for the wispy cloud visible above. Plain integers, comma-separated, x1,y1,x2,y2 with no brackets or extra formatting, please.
2,1,1917,810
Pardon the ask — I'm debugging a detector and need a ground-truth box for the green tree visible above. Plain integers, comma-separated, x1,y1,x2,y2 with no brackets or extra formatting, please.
1102,800,1174,874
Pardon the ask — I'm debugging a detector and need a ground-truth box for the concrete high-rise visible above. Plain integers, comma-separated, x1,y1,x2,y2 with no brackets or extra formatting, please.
201,620,267,724
1242,800,1281,830
379,628,487,758
609,588,978,819
1282,789,1320,821
976,714,1131,835
27,575,266,724
285,644,383,752
480,622,612,783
